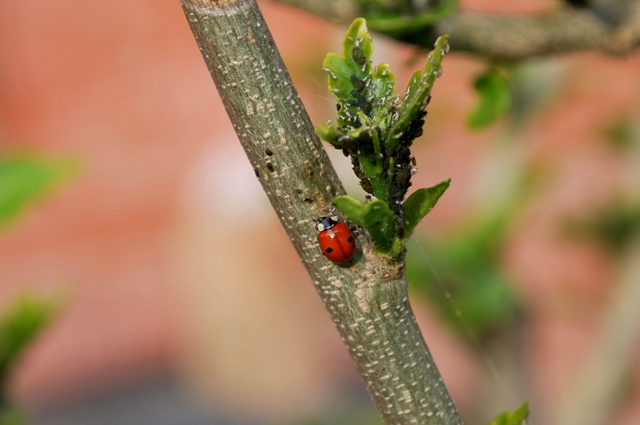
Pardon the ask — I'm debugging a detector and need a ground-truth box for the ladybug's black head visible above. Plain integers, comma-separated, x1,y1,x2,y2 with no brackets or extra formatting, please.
316,216,338,231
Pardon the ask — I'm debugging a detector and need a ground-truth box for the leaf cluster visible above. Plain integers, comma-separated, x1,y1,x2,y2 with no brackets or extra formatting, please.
316,18,450,255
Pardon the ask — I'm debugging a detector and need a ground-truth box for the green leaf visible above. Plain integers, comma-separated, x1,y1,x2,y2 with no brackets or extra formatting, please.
333,196,400,254
387,35,449,149
323,18,373,128
489,401,529,425
370,62,397,127
467,68,513,130
0,154,77,229
332,196,366,225
402,178,450,238
315,124,348,149
0,294,55,380
342,17,373,62
323,18,398,130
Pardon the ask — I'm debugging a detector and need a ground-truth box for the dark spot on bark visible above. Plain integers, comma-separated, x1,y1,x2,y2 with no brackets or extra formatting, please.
303,197,313,203
254,168,260,178
265,148,273,156
266,162,275,172
295,189,303,194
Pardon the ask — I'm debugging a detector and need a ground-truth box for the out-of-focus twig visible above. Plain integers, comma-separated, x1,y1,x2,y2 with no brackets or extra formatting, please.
275,0,640,60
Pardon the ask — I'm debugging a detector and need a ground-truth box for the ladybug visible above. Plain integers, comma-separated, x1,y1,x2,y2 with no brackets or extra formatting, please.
316,216,356,265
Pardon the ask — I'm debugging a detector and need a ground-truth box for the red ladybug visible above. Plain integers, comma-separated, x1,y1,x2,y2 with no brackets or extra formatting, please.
316,216,356,265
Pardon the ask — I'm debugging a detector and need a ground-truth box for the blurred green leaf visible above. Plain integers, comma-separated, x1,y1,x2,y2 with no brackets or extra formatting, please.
467,68,513,130
489,400,529,425
603,118,639,151
0,154,76,229
0,294,55,383
404,166,542,339
288,403,383,425
566,199,640,253
367,3,457,34
0,407,26,425
402,178,450,239
363,0,457,47
406,230,521,339
506,61,567,131
333,196,401,255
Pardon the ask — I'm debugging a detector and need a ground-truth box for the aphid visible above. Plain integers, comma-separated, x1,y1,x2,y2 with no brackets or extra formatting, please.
351,46,363,64
350,75,366,92
316,216,355,265
396,168,410,185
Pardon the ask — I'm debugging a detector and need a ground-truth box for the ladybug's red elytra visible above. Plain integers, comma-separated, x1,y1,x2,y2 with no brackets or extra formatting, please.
316,216,356,265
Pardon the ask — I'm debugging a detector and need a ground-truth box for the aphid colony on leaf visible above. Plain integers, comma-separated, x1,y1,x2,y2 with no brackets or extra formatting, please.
315,18,451,258
316,216,356,265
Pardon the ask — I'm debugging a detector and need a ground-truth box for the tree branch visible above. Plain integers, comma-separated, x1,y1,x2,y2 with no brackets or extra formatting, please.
440,5,640,61
179,0,462,423
274,0,640,60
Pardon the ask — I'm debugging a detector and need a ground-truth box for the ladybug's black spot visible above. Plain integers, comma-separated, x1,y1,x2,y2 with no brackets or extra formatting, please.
325,247,334,253
303,197,313,203
265,148,273,156
347,236,353,243
266,162,275,172
254,168,260,178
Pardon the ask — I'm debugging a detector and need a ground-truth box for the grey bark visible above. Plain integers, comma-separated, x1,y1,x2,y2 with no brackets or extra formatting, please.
179,0,463,424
